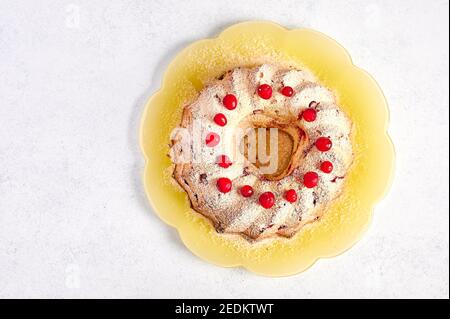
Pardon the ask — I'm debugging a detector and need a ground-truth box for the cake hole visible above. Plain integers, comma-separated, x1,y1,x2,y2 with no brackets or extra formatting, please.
241,128,294,180
238,112,308,181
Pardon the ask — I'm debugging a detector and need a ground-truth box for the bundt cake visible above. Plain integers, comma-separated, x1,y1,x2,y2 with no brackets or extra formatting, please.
170,64,353,240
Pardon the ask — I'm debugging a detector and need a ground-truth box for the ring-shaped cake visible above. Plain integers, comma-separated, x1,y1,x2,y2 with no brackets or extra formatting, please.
170,64,353,240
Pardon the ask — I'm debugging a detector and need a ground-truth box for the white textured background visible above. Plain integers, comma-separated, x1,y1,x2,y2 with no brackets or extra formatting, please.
0,0,449,299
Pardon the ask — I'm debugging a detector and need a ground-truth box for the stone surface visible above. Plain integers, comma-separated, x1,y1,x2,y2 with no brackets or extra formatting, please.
0,0,448,298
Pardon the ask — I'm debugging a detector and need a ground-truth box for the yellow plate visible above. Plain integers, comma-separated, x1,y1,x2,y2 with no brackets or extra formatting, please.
140,21,395,276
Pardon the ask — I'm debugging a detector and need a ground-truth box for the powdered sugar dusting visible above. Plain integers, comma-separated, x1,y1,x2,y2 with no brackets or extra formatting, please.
171,63,353,241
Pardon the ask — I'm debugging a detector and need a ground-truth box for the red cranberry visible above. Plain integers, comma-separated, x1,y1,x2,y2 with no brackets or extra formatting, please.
257,84,272,99
284,189,298,203
315,137,332,152
240,185,254,197
320,161,333,173
223,94,237,110
302,108,317,122
303,172,319,188
205,132,220,147
259,191,275,208
281,86,294,97
213,113,227,126
216,177,232,193
216,155,232,168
